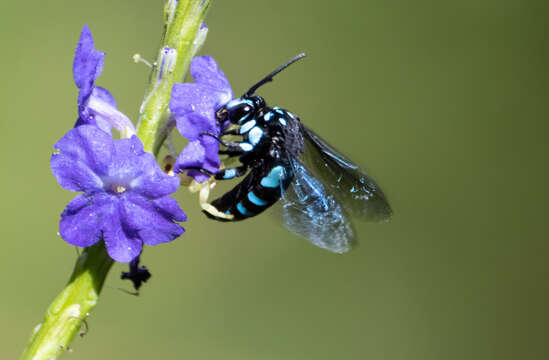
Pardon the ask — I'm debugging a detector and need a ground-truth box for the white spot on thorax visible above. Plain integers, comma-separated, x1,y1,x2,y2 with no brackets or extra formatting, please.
239,119,256,134
248,126,263,145
240,142,253,152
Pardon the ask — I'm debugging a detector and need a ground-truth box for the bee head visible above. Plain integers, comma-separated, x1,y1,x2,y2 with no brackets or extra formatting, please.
216,95,265,125
215,53,305,126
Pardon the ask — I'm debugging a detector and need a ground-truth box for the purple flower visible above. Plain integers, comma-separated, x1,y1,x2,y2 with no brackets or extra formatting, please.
73,25,135,136
51,125,186,262
169,56,233,182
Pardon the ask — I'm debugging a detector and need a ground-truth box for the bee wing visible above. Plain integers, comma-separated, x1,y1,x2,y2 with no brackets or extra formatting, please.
300,125,392,222
280,158,355,254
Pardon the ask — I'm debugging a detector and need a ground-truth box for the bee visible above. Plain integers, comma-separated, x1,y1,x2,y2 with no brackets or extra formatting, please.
192,54,391,253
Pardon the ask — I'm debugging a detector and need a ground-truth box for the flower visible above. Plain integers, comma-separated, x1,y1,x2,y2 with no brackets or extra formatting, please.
73,25,135,136
169,56,233,182
51,125,186,262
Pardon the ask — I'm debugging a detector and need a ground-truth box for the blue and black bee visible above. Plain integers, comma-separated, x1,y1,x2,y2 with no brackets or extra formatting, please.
194,54,392,253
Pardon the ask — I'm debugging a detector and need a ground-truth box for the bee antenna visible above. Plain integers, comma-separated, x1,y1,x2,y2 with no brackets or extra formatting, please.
245,53,306,96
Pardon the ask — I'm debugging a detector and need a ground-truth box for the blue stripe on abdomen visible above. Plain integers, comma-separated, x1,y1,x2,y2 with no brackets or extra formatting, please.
209,162,295,222
260,165,286,188
247,191,268,206
236,202,252,217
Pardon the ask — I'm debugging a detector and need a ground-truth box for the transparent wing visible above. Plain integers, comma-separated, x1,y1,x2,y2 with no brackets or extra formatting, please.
300,125,392,222
281,158,355,254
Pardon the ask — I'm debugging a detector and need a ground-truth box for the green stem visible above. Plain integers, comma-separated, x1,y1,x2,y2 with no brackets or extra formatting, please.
21,1,211,359
137,0,211,155
20,243,114,359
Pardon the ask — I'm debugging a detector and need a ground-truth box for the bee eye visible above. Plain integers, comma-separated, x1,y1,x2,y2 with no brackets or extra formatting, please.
226,100,254,124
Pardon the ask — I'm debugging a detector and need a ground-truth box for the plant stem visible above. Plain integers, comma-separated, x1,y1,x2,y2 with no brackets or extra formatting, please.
137,0,211,155
20,243,113,359
21,1,211,358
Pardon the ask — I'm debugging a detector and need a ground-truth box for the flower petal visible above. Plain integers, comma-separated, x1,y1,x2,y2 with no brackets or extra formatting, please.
169,55,233,139
202,136,221,170
170,83,225,138
72,25,133,137
174,137,221,182
74,114,111,134
190,55,232,95
50,153,104,193
51,126,114,192
92,86,116,107
73,25,105,105
173,140,205,181
59,193,113,247
102,201,142,263
108,136,181,198
169,56,234,182
87,87,135,136
120,194,185,246
152,196,187,222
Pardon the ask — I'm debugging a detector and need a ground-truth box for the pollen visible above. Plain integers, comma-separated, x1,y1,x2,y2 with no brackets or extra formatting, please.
111,184,127,193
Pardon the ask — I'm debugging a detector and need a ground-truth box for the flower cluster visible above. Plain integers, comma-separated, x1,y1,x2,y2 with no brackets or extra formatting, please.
52,26,233,268
52,26,186,263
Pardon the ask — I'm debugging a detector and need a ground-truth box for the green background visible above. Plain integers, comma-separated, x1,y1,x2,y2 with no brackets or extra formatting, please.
1,0,548,359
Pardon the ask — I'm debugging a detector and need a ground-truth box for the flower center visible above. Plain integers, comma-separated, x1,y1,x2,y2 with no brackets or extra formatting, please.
111,184,127,194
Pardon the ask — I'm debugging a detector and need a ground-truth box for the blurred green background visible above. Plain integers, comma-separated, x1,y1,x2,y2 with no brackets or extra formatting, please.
1,0,548,359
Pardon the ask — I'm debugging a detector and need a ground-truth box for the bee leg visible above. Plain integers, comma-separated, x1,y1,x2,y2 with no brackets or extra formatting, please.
182,165,248,180
181,166,244,220
181,167,216,177
199,132,248,154
218,148,246,156
220,128,241,136
214,166,247,180
199,132,229,146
